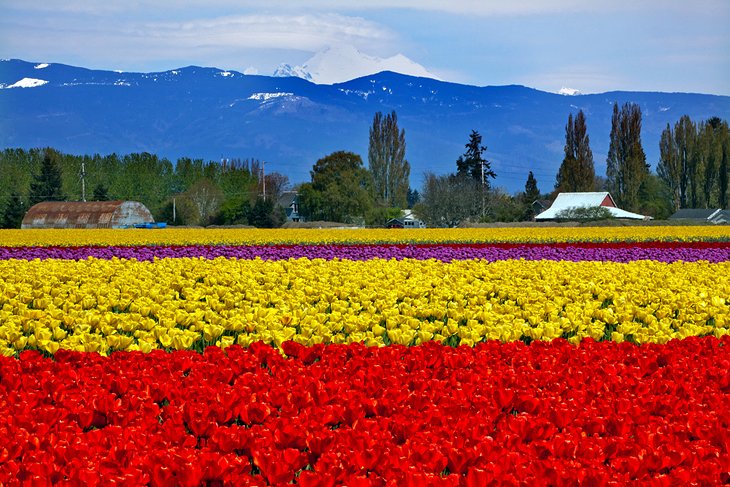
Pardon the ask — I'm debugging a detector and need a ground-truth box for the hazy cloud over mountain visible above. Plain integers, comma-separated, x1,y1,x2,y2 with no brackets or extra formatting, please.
1,0,727,94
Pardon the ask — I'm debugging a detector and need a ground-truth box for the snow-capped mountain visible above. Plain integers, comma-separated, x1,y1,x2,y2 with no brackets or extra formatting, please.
272,64,313,82
273,45,439,84
558,87,583,96
1,58,728,192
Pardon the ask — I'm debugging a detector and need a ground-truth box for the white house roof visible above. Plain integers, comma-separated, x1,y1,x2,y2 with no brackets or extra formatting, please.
535,192,650,220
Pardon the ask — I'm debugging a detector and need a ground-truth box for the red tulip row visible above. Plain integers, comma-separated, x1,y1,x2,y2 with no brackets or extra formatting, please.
2,338,729,486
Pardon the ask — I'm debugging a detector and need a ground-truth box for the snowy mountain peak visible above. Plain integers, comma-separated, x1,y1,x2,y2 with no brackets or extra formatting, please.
0,77,49,89
558,87,582,96
273,45,439,85
272,63,313,82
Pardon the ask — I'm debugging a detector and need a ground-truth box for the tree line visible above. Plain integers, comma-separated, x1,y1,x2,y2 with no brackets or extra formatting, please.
0,148,288,228
2,107,727,229
414,105,728,226
658,116,730,211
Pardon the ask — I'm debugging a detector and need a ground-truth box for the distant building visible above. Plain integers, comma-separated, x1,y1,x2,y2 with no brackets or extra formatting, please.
277,191,303,223
386,209,426,228
669,208,729,224
22,201,155,229
535,192,651,220
531,199,552,218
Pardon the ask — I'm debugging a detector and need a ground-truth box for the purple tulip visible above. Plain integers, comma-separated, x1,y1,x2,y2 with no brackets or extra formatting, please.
1,243,728,263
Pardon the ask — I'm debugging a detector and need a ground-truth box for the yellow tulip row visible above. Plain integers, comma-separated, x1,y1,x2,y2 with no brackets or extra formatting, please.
1,257,728,356
1,225,729,247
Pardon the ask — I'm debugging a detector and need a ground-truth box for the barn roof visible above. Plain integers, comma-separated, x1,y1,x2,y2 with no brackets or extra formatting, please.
535,192,650,220
669,208,721,220
21,201,154,229
277,191,298,208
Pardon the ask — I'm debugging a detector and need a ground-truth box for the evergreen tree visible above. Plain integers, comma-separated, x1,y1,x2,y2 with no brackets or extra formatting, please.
522,170,541,221
456,130,496,186
2,193,25,228
406,188,420,209
368,111,410,208
92,183,109,201
555,111,595,193
605,102,648,212
249,196,285,228
524,171,540,203
29,148,65,205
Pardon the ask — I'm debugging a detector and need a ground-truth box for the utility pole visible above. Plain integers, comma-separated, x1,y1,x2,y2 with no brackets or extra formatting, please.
480,160,485,218
261,160,266,201
81,162,86,202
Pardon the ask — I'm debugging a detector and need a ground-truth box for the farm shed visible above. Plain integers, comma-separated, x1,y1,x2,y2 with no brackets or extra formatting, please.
277,191,303,223
21,201,155,229
669,208,729,224
535,192,651,221
386,209,426,229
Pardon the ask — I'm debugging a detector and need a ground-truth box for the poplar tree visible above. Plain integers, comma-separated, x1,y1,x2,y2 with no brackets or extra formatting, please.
555,111,595,192
674,115,696,208
719,123,730,209
368,111,410,208
658,123,681,212
605,102,648,212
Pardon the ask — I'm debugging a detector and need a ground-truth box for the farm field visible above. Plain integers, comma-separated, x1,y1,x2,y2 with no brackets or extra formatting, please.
1,226,729,485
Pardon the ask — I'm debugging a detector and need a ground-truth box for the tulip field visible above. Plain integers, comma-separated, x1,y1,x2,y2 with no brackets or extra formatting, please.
1,227,730,485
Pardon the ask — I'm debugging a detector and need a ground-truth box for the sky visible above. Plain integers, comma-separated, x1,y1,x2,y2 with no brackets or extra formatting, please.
1,0,729,95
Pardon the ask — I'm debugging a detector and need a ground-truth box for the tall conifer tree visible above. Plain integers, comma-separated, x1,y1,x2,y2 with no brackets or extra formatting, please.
524,171,540,203
456,130,495,186
29,148,65,205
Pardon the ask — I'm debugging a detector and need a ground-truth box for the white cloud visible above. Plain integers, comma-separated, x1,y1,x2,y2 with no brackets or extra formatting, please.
139,13,394,51
5,0,726,16
0,10,398,74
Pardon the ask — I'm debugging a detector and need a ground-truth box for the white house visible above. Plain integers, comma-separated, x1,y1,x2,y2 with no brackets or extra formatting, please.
386,209,426,228
535,192,651,221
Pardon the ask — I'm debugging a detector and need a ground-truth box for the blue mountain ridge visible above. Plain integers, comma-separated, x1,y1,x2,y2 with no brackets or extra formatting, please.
1,58,728,193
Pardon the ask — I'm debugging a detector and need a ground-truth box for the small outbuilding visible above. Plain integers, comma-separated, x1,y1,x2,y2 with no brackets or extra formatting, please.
386,209,426,228
277,191,303,223
535,192,652,221
21,201,155,229
531,199,552,217
669,208,729,224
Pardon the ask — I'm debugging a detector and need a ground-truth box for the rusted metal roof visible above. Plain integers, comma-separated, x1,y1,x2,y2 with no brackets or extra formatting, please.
21,201,155,229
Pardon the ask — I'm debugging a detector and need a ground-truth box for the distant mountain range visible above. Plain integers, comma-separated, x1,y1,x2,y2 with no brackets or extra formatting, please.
1,58,728,193
272,45,440,85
